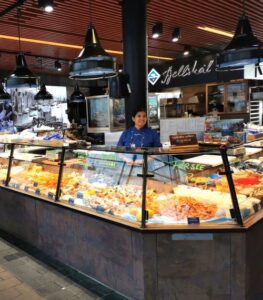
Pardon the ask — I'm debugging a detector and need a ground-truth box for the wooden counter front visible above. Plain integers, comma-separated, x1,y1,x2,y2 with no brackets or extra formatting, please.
0,187,263,299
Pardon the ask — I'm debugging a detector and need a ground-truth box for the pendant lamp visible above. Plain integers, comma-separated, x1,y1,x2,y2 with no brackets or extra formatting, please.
69,84,85,103
34,84,53,100
217,4,263,71
69,0,117,80
6,8,38,88
0,82,11,101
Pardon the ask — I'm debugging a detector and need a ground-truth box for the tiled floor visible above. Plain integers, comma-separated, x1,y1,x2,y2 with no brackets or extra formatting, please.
0,233,129,300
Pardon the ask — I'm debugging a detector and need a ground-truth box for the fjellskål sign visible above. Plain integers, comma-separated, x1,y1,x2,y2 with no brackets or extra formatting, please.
148,54,218,90
161,59,214,85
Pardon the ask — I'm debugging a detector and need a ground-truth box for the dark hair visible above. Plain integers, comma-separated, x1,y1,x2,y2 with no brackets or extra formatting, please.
132,107,147,118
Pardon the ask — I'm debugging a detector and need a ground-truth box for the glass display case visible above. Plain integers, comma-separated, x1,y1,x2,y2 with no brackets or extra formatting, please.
86,95,125,133
0,141,263,228
206,81,247,114
207,84,225,113
147,94,159,129
227,82,246,113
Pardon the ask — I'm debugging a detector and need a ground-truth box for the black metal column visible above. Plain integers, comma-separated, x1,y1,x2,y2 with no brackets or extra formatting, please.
122,0,147,128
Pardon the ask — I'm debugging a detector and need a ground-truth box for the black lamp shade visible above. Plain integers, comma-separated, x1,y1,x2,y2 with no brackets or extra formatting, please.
6,53,38,88
152,22,163,39
0,83,11,101
217,14,263,70
183,45,191,56
172,27,181,42
38,0,54,12
34,84,53,100
69,84,85,103
69,24,116,80
55,60,62,71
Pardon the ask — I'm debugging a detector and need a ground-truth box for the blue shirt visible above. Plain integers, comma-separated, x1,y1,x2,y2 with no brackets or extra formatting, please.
117,126,162,148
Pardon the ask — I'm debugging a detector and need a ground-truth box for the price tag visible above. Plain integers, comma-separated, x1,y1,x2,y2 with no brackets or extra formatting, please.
48,192,54,200
77,192,84,199
187,217,200,224
35,189,41,196
68,198,75,205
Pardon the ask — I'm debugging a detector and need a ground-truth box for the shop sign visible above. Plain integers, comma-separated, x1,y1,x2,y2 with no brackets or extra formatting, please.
161,59,214,85
149,54,217,90
170,133,198,147
172,161,206,171
244,63,263,80
148,68,161,85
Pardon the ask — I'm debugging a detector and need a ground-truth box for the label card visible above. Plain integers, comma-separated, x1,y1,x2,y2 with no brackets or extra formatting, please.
48,192,54,200
170,134,198,147
68,198,75,205
187,217,200,224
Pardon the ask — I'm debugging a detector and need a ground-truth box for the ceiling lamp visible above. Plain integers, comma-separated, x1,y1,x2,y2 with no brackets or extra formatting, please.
172,27,181,42
152,22,163,39
55,60,62,71
69,0,116,80
38,0,54,13
69,84,85,103
6,53,38,88
34,83,53,100
0,82,11,101
183,45,191,56
217,9,263,71
6,8,38,88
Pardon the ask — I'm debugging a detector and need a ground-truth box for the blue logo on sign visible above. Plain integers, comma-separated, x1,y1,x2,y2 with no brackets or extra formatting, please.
148,68,160,85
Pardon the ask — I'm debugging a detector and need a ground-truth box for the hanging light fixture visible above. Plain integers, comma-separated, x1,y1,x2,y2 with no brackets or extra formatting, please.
183,45,191,56
69,0,116,80
69,84,85,103
54,60,62,71
152,22,163,39
217,1,263,71
172,27,181,42
0,82,11,101
34,83,53,100
6,8,38,88
38,0,54,13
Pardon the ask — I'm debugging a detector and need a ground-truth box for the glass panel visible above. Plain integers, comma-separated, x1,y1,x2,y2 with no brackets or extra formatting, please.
227,83,246,113
146,153,237,226
111,98,125,130
148,95,159,127
8,145,60,200
227,155,263,220
59,149,143,226
207,85,224,113
0,144,11,185
87,96,109,129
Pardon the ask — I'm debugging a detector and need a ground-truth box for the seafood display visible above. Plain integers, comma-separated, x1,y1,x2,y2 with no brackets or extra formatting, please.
6,156,263,225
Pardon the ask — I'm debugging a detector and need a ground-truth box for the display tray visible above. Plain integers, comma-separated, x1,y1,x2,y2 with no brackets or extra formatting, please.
245,140,263,148
183,154,237,167
198,141,227,147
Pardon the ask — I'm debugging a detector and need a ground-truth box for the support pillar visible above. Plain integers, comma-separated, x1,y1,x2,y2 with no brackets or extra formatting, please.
122,0,147,128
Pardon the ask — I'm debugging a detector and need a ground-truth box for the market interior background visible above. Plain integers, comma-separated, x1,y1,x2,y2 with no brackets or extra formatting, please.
0,0,262,139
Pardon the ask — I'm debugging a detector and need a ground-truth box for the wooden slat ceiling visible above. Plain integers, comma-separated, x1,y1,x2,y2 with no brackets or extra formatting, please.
0,0,262,76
